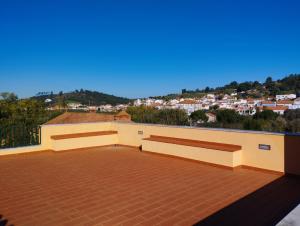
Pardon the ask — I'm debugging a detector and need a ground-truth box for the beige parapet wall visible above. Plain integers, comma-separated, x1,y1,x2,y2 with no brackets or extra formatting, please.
113,122,285,172
0,145,44,156
0,121,286,173
41,122,118,151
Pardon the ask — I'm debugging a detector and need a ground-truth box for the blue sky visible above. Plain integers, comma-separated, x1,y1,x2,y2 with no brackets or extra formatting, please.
0,0,300,98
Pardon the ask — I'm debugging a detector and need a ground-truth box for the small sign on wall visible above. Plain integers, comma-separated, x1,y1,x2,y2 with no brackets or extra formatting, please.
138,130,143,135
259,144,271,151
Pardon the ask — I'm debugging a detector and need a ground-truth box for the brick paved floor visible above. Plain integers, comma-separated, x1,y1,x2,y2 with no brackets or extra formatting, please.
0,146,280,226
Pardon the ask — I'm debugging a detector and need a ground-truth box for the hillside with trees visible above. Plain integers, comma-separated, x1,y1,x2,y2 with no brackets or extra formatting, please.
33,89,131,106
181,74,300,98
149,74,300,100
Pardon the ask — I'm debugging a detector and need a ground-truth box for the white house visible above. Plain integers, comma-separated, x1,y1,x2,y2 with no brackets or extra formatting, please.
276,94,296,101
176,99,203,115
261,106,288,115
168,99,180,106
206,94,215,99
145,98,155,106
289,97,300,109
276,100,293,107
67,102,82,109
134,99,142,106
294,97,300,105
205,113,217,122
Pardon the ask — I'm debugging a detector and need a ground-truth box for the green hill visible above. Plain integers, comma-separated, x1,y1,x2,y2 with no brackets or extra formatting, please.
149,74,300,100
181,74,300,98
32,89,130,106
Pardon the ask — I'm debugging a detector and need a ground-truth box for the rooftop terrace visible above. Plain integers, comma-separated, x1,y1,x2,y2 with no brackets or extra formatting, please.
0,146,287,226
1,121,300,225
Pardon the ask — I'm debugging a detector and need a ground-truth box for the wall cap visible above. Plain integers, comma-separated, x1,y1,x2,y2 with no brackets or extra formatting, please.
113,121,288,136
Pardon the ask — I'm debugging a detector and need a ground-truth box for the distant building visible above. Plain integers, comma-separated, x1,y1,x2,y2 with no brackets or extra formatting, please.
276,94,296,101
276,100,293,107
206,94,215,99
145,98,155,106
236,106,256,116
99,104,113,112
67,102,82,109
176,99,203,115
289,97,300,109
261,106,288,115
294,97,300,105
168,99,180,105
134,99,142,106
88,106,98,111
205,113,216,122
261,101,276,107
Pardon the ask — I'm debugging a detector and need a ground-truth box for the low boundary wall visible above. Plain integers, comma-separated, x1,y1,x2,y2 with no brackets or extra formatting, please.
1,121,299,175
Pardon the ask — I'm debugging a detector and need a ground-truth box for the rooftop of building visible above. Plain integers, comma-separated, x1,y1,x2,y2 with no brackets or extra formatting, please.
45,111,131,125
2,146,298,226
1,119,300,225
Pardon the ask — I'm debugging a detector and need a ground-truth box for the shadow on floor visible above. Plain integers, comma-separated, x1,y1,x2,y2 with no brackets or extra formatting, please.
0,215,13,226
194,175,300,226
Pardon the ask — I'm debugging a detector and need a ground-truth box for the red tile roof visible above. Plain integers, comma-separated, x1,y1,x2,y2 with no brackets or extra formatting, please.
267,106,289,111
179,99,198,104
277,100,293,105
45,112,131,124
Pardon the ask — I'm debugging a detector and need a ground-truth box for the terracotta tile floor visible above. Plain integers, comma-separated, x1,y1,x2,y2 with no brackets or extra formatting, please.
0,146,280,226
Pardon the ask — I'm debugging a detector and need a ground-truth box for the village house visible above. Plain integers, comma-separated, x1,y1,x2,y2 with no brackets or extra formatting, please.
176,99,203,115
276,100,293,107
205,112,217,122
260,101,276,107
276,94,296,101
289,97,300,109
261,106,288,115
133,98,142,106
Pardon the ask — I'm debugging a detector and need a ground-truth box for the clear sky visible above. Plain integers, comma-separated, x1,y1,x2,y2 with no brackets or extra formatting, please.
1,0,300,98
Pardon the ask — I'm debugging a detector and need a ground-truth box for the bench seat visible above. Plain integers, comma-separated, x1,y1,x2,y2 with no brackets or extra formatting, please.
143,135,241,152
142,135,242,168
51,131,118,140
50,131,118,151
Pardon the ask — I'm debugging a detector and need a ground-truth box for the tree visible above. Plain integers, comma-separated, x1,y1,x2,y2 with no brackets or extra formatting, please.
252,81,261,89
237,82,252,92
243,118,262,131
157,109,189,125
216,109,243,124
265,76,273,85
126,106,189,126
0,92,18,102
190,110,208,124
254,109,278,120
284,109,300,132
57,92,67,110
284,109,300,121
286,119,300,132
272,117,286,132
227,81,238,89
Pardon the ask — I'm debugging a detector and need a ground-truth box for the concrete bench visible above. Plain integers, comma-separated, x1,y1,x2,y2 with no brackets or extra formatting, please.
142,135,242,168
50,131,118,151
51,131,118,140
